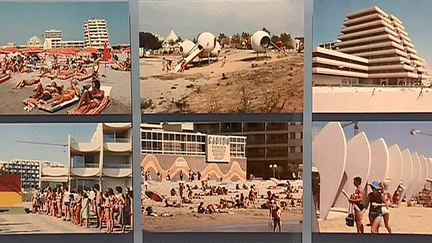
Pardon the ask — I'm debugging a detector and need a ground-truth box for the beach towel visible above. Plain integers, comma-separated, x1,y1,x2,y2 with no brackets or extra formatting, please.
0,74,11,84
37,96,80,113
67,86,112,115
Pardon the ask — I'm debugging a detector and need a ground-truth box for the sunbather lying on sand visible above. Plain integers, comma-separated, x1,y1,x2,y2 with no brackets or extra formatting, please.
13,78,40,89
33,81,63,100
47,80,80,106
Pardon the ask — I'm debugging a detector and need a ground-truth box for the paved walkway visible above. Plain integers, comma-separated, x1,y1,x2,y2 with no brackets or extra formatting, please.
0,207,131,235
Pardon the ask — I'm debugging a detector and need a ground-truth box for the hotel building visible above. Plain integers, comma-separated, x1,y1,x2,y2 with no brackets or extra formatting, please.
84,18,110,50
141,123,247,182
313,6,432,86
43,29,85,50
194,122,303,179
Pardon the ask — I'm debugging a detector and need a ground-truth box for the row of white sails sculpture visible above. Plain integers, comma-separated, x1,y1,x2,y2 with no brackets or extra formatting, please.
313,122,432,220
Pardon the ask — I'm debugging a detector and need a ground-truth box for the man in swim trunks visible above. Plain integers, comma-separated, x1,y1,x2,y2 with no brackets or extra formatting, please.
76,79,104,113
94,184,104,229
365,181,385,234
348,176,365,233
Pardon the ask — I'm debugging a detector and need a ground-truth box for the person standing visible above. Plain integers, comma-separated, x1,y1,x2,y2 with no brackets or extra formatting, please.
365,181,385,234
348,177,365,234
272,204,282,232
380,182,392,234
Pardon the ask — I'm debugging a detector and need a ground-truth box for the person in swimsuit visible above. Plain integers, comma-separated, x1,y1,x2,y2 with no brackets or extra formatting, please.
365,181,385,234
93,184,104,229
348,176,365,233
380,182,392,234
13,78,40,89
115,187,127,233
47,80,80,106
75,79,104,113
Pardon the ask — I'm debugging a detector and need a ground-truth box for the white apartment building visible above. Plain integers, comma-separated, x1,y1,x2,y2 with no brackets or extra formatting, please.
43,29,85,50
313,6,432,86
84,18,110,50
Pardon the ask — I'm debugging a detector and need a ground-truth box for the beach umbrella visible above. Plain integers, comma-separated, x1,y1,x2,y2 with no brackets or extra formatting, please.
145,190,164,202
0,47,21,54
22,48,44,54
83,47,99,54
102,43,111,62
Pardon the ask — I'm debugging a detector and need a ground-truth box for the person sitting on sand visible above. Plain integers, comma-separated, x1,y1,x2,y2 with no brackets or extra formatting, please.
181,196,193,204
14,78,40,89
380,182,392,234
74,79,105,113
198,202,205,213
47,80,80,106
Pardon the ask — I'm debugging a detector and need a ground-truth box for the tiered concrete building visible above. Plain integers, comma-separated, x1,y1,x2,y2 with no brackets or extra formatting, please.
313,6,432,86
84,18,110,50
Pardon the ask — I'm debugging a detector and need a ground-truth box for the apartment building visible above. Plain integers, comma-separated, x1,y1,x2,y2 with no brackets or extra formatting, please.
313,6,432,86
141,123,247,182
84,18,110,50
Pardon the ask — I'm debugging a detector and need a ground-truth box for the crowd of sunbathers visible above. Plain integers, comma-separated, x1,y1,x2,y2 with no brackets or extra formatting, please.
0,51,130,113
30,184,133,234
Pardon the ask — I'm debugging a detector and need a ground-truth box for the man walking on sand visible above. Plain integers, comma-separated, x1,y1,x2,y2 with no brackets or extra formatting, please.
348,176,365,233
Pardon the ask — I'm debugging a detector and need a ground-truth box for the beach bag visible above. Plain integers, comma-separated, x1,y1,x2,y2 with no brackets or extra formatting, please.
345,204,355,227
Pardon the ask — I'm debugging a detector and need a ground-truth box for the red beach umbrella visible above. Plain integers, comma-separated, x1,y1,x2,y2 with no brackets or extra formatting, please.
102,43,111,62
145,190,164,202
83,47,99,54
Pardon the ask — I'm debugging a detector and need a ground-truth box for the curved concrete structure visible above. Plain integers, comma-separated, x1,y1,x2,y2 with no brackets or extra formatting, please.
251,30,271,53
419,155,428,191
368,138,389,183
387,144,403,195
334,132,371,211
312,122,346,219
102,168,132,178
400,149,413,201
408,153,421,200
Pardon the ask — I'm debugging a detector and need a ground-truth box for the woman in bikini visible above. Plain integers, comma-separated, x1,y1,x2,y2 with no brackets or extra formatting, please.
74,191,83,226
47,80,80,106
380,182,392,234
365,181,385,234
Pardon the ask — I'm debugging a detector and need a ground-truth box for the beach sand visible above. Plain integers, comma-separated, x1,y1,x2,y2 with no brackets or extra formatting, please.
142,180,303,232
0,62,131,115
141,49,304,113
314,86,432,113
319,203,432,234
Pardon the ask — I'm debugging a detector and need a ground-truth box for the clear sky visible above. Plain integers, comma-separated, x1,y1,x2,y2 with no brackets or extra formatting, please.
314,122,432,158
0,124,98,165
313,0,432,67
139,0,304,40
0,2,130,46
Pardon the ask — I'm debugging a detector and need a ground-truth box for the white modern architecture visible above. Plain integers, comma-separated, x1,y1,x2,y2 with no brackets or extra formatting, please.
313,6,432,86
84,18,110,50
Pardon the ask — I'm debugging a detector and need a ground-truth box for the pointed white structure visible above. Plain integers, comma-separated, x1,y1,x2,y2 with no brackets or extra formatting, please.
387,144,403,195
407,153,421,202
400,149,413,201
162,30,179,49
368,138,389,183
334,132,371,211
312,122,346,219
419,155,428,191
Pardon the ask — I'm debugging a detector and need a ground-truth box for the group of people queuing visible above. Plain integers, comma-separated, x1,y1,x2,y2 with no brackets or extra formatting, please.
349,177,392,234
30,184,132,233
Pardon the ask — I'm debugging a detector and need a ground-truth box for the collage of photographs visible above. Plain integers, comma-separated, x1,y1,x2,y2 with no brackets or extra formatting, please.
2,0,432,243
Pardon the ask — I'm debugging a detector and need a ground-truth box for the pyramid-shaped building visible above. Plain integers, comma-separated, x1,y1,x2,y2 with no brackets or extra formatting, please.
313,6,431,86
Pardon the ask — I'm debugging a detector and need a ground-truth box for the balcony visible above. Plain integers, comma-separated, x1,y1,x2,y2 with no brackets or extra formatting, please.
102,164,132,177
71,164,100,177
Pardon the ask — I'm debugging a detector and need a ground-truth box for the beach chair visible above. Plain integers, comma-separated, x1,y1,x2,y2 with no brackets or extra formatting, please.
67,86,112,115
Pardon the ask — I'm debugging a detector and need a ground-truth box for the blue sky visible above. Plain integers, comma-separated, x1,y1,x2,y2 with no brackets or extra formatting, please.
314,122,432,158
313,0,432,67
0,2,130,46
139,0,304,40
0,124,98,165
